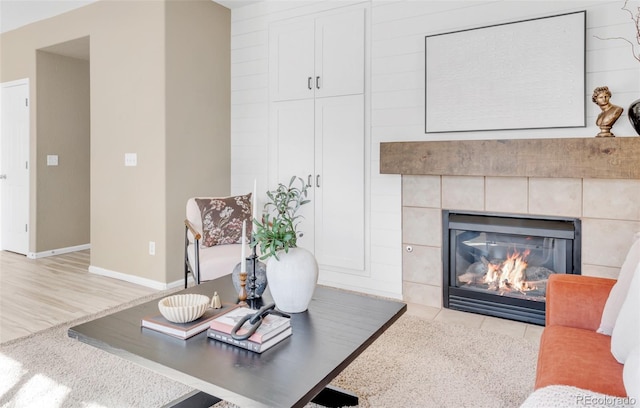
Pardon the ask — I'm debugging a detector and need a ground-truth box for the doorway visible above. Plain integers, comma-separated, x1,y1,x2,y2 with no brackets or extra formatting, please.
0,37,91,258
34,37,91,257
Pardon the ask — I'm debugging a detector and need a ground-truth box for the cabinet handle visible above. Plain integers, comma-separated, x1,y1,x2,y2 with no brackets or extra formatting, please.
307,174,312,187
308,77,312,90
316,174,320,188
316,76,320,89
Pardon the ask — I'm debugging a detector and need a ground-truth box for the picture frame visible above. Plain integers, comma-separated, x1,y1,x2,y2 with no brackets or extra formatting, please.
425,11,586,133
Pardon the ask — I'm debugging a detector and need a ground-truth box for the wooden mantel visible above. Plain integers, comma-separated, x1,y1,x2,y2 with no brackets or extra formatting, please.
380,137,640,179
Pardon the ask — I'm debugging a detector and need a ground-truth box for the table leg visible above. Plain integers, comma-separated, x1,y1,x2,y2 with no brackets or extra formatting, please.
162,390,221,408
311,385,359,407
164,385,357,408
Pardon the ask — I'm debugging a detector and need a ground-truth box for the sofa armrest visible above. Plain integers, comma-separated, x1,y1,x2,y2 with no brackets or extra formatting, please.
546,274,615,331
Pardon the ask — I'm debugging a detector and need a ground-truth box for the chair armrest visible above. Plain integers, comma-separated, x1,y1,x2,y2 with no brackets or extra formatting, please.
184,219,201,241
184,219,203,286
546,274,616,331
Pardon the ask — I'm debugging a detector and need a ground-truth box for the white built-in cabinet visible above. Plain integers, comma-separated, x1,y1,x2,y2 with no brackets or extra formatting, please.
268,7,366,272
270,8,365,102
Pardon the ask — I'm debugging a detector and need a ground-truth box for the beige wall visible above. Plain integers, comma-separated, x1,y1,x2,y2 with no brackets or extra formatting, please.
1,0,231,285
35,50,90,251
165,0,231,281
88,0,167,282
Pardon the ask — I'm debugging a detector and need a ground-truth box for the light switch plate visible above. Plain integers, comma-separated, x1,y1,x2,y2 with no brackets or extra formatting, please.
125,153,137,167
47,155,59,166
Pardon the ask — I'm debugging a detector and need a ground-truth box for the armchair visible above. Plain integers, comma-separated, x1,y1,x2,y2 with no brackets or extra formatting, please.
183,197,246,288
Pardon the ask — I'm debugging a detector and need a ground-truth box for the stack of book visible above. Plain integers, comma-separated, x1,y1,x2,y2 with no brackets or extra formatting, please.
207,306,291,353
141,304,238,340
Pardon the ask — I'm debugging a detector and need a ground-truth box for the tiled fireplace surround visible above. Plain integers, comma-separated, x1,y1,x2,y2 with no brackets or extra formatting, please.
381,138,640,309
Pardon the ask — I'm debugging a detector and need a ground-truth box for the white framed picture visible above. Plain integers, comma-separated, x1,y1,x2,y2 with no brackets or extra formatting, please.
425,11,586,133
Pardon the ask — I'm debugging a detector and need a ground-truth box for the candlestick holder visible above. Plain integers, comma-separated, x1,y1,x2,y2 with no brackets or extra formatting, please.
231,244,267,305
238,271,248,306
247,244,259,300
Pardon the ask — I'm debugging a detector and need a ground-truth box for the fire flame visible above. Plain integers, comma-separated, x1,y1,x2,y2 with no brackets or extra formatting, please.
483,249,536,293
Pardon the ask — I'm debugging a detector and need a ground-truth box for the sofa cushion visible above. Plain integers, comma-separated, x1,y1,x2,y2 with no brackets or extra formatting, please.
611,263,640,364
624,344,640,400
195,194,252,247
535,325,626,397
598,232,640,335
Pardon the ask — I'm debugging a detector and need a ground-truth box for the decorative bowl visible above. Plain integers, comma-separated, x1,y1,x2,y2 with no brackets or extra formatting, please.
158,294,210,323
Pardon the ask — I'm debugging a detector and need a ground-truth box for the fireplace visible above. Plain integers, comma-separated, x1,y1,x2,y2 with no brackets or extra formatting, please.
443,211,581,325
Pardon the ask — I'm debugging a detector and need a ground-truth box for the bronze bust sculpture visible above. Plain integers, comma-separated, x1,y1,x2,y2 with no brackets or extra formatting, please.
592,86,623,137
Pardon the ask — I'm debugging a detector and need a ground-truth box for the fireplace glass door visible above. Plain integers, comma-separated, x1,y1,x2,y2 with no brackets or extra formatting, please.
443,211,581,325
453,230,568,301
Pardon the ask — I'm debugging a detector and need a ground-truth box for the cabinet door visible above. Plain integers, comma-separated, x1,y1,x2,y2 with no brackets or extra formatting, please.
314,95,364,271
315,9,365,99
270,99,316,252
269,19,315,102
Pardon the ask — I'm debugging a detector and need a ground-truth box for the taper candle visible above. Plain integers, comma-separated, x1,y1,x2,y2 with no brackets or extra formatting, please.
252,179,258,234
241,220,246,272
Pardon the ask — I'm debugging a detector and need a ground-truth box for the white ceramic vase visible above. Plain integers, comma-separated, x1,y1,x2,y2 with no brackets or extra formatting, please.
266,247,319,313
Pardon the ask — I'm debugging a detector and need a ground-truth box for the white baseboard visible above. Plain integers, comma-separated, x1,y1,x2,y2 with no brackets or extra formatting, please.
28,244,91,259
88,265,187,291
167,278,188,290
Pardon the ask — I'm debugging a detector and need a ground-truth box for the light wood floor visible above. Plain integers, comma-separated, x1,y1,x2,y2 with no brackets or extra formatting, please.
0,250,157,343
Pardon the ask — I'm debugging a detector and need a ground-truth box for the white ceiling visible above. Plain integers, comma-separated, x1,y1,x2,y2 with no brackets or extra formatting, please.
0,0,260,35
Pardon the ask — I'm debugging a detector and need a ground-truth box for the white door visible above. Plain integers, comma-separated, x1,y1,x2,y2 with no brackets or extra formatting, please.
270,99,315,252
314,94,364,271
315,8,365,99
269,19,315,102
1,79,30,254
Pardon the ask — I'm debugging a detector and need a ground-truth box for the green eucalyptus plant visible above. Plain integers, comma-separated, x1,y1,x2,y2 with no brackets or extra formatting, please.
251,176,310,261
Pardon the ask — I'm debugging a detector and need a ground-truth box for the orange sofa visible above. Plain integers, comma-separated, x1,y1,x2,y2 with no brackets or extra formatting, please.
534,274,626,397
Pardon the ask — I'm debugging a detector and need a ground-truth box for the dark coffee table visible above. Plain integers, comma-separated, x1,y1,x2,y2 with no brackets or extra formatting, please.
68,275,406,407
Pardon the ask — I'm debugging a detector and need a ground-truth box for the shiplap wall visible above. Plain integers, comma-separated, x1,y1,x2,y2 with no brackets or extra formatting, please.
230,0,640,299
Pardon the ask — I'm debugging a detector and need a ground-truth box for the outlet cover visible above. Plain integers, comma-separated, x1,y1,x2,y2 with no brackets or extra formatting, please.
47,155,59,166
149,241,155,255
125,153,137,167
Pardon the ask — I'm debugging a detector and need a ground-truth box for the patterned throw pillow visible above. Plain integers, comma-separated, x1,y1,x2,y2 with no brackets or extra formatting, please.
195,194,252,247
